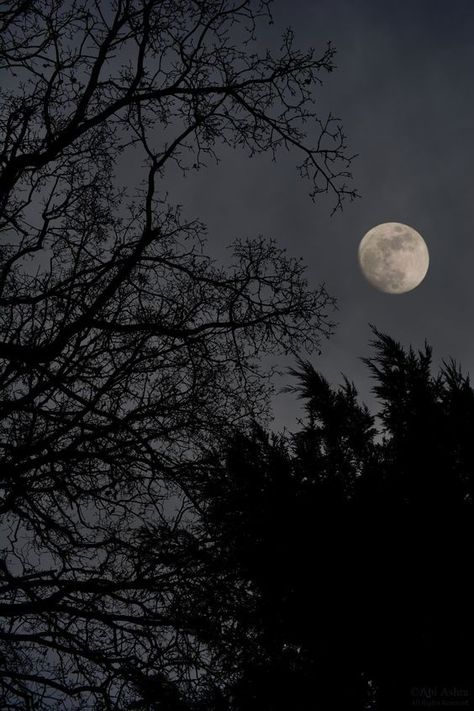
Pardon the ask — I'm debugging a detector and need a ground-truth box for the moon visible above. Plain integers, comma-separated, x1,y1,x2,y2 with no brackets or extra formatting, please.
358,222,429,294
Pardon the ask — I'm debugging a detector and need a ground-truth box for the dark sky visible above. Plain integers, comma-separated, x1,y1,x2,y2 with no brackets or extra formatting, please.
156,0,474,430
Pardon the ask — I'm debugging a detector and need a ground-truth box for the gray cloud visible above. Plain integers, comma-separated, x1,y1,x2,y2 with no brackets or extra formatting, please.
143,0,474,429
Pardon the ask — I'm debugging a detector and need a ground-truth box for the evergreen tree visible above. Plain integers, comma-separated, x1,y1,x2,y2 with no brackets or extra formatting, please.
192,328,473,710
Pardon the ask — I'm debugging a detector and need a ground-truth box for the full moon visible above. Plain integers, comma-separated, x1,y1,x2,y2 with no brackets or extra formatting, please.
358,222,429,294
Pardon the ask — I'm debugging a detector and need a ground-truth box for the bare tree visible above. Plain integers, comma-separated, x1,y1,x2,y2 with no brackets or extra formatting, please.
0,1,357,707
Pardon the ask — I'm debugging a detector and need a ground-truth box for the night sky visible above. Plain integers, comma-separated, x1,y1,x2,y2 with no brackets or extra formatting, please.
152,0,474,430
2,5,473,706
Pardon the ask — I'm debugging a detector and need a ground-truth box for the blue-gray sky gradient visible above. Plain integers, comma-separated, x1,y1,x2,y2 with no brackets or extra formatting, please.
138,0,474,429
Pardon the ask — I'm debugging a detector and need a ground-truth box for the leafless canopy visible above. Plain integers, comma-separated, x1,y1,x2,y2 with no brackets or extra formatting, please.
0,1,357,707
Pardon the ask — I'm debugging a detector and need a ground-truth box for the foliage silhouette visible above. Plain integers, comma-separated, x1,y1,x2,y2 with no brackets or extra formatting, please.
190,328,473,709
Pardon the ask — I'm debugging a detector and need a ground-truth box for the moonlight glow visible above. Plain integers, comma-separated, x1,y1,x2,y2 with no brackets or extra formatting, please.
358,222,429,294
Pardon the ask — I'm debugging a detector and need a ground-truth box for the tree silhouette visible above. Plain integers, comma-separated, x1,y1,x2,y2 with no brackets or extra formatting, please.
292,326,473,505
190,328,473,710
358,327,473,504
0,1,357,707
